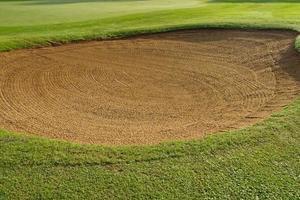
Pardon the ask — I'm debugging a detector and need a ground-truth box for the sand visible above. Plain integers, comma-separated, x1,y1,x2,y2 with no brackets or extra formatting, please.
0,29,299,145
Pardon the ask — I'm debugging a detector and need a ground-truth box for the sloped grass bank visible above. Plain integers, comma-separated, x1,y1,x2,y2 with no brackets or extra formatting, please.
1,3,300,52
1,97,300,199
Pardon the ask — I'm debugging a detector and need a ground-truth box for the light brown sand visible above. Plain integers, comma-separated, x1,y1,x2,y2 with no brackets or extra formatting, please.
0,30,299,145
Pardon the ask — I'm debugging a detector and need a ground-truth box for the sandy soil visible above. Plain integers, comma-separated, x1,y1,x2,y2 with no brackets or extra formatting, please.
0,30,299,145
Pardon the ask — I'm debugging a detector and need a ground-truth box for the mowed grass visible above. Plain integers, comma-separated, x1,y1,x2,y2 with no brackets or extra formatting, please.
1,0,300,51
1,100,300,199
0,0,201,26
1,0,300,199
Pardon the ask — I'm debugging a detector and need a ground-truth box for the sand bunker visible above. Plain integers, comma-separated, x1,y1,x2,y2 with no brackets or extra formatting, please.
0,30,299,145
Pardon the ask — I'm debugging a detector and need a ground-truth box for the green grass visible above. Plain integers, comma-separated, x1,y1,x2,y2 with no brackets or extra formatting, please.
1,0,300,51
0,0,201,26
1,98,300,199
1,0,300,199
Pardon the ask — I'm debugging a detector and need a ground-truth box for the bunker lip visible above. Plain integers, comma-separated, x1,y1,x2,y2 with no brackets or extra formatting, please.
0,29,299,146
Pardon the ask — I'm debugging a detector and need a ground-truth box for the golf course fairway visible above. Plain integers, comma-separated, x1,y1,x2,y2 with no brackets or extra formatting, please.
1,0,300,199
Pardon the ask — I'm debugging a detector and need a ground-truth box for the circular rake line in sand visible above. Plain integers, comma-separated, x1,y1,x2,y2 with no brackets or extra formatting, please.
0,29,299,145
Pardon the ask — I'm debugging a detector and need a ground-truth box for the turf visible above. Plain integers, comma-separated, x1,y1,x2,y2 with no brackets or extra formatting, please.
1,99,300,199
1,0,300,199
1,0,300,51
